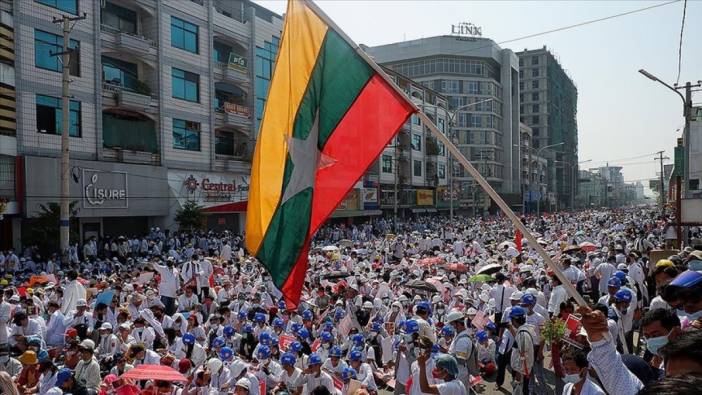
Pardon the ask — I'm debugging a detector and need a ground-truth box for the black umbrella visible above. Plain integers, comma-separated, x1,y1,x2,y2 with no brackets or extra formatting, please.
323,271,351,280
405,279,438,293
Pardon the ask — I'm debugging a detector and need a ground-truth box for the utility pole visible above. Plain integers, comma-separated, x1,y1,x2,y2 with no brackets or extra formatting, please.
604,162,609,208
654,151,669,212
53,12,86,262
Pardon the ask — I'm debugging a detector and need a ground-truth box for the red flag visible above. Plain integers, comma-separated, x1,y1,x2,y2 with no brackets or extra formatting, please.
515,229,522,252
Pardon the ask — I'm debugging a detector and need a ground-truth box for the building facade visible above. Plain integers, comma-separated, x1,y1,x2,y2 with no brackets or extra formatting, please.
0,0,282,249
366,35,522,212
519,122,548,213
517,46,578,210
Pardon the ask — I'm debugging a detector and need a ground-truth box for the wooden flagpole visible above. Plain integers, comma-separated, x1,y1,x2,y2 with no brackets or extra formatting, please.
303,0,586,307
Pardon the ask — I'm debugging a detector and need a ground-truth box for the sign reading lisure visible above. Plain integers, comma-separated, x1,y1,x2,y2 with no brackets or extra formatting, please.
82,169,128,209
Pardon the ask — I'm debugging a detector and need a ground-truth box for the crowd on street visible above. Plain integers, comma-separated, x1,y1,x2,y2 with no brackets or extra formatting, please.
1,206,702,395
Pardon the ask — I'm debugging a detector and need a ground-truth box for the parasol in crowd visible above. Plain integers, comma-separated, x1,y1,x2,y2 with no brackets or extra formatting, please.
476,263,502,275
322,271,351,280
498,241,516,250
120,364,188,382
338,239,354,248
418,257,445,267
579,241,597,253
443,263,469,273
563,244,582,253
405,279,438,293
322,245,340,252
468,274,493,283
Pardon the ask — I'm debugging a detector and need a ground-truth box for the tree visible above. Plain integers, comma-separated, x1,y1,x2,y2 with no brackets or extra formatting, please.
22,201,79,256
175,201,206,233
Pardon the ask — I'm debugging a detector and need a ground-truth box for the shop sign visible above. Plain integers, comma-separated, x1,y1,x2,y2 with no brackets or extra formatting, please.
338,189,360,210
416,189,434,206
173,172,249,207
228,53,247,71
224,102,251,117
82,169,128,209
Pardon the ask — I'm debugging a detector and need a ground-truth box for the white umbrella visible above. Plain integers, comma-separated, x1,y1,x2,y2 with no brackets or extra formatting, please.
322,245,339,252
498,241,516,250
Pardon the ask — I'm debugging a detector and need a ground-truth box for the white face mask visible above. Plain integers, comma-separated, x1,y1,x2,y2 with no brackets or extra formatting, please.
259,358,269,365
563,372,581,384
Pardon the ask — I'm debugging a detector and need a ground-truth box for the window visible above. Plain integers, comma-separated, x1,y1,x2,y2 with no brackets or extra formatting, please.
213,41,232,63
36,94,81,137
172,119,200,151
381,155,393,173
36,0,77,14
438,163,446,179
35,29,79,76
215,130,234,155
532,115,539,125
172,68,199,102
413,160,422,177
171,17,198,53
101,2,137,34
519,81,524,91
532,68,539,77
532,92,539,101
533,127,540,136
411,133,421,151
411,114,421,126
532,80,539,89
255,37,280,129
438,142,445,156
518,58,523,67
519,70,524,79
437,118,445,133
531,56,539,65
467,81,480,94
102,56,138,90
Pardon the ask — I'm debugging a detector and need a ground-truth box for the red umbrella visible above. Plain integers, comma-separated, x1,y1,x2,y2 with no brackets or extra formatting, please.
121,364,188,382
443,263,469,273
418,257,444,267
579,242,597,253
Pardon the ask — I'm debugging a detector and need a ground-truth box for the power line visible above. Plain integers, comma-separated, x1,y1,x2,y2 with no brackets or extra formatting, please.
419,0,680,59
675,0,687,85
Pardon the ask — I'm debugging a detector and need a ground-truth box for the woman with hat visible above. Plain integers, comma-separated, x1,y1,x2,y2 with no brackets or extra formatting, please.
416,351,467,395
16,350,40,393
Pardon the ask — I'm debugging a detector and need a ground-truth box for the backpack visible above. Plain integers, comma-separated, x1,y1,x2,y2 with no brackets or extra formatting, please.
454,332,480,376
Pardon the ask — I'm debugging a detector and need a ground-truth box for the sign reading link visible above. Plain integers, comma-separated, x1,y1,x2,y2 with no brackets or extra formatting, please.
82,169,128,209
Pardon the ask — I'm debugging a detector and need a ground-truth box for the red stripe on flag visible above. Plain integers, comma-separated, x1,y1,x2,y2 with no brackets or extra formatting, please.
280,75,413,307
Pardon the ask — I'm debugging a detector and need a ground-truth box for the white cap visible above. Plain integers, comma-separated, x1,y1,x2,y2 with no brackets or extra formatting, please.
76,299,88,307
510,291,524,301
466,307,478,316
445,310,465,324
207,358,223,373
79,339,95,351
362,301,373,309
100,322,113,331
235,378,250,391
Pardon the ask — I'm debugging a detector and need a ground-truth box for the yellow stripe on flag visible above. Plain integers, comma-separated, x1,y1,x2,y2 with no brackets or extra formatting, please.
246,0,329,255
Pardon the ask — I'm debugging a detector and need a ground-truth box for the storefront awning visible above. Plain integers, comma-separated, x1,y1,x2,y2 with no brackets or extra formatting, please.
202,201,248,213
330,209,382,218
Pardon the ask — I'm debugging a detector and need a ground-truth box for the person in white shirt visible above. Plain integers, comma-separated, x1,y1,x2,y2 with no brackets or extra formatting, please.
274,353,303,394
594,257,617,296
96,323,118,362
301,353,336,395
74,340,101,392
416,352,467,395
151,258,180,315
548,276,568,318
178,286,199,312
220,241,232,262
561,345,606,395
44,301,67,348
489,273,515,327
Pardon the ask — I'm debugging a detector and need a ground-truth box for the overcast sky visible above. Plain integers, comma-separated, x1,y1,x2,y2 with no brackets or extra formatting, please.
254,0,701,190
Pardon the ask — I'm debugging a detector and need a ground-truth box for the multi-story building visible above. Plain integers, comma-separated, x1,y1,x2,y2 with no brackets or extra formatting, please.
366,34,522,213
0,0,282,248
517,46,578,210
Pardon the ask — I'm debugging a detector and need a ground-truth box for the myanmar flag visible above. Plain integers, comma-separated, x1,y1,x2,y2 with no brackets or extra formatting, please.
246,0,415,307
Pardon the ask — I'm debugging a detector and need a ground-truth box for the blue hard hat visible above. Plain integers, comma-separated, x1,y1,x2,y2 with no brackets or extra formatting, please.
441,326,455,337
220,346,234,360
607,276,622,288
257,345,271,359
330,346,343,358
290,341,303,353
342,367,357,381
351,333,364,345
309,353,322,365
615,289,633,303
258,332,271,345
509,306,526,319
223,325,235,337
323,321,334,331
280,352,296,366
334,308,345,319
278,300,287,310
291,323,303,333
404,319,419,334
614,271,627,282
297,328,310,340
670,270,702,288
211,337,225,348
37,349,49,362
243,324,253,333
238,309,248,320
416,301,431,312
521,294,536,306
349,350,363,361
321,331,333,342
476,330,488,342
183,333,196,345
431,344,440,354
302,310,314,321
371,322,382,333
254,312,266,323
486,321,496,331
273,318,285,328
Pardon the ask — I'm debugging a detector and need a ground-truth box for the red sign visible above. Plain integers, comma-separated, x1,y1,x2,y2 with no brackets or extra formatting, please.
279,335,295,351
224,102,251,117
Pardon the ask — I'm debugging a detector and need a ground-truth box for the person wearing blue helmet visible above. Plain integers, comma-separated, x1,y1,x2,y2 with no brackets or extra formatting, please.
392,319,421,394
437,324,455,353
300,353,336,395
220,346,234,362
254,345,282,391
413,300,436,342
475,329,496,377
318,331,334,359
599,275,622,306
288,341,308,372
239,323,256,361
508,305,535,394
174,332,206,368
322,345,348,377
340,367,357,394
348,349,378,392
272,318,285,337
274,352,302,394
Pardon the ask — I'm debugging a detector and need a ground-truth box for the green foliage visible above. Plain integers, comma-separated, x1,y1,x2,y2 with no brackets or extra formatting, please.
541,317,566,344
175,201,206,232
22,201,79,256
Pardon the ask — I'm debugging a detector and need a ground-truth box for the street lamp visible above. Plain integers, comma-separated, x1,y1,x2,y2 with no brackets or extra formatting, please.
447,98,493,222
533,142,564,216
